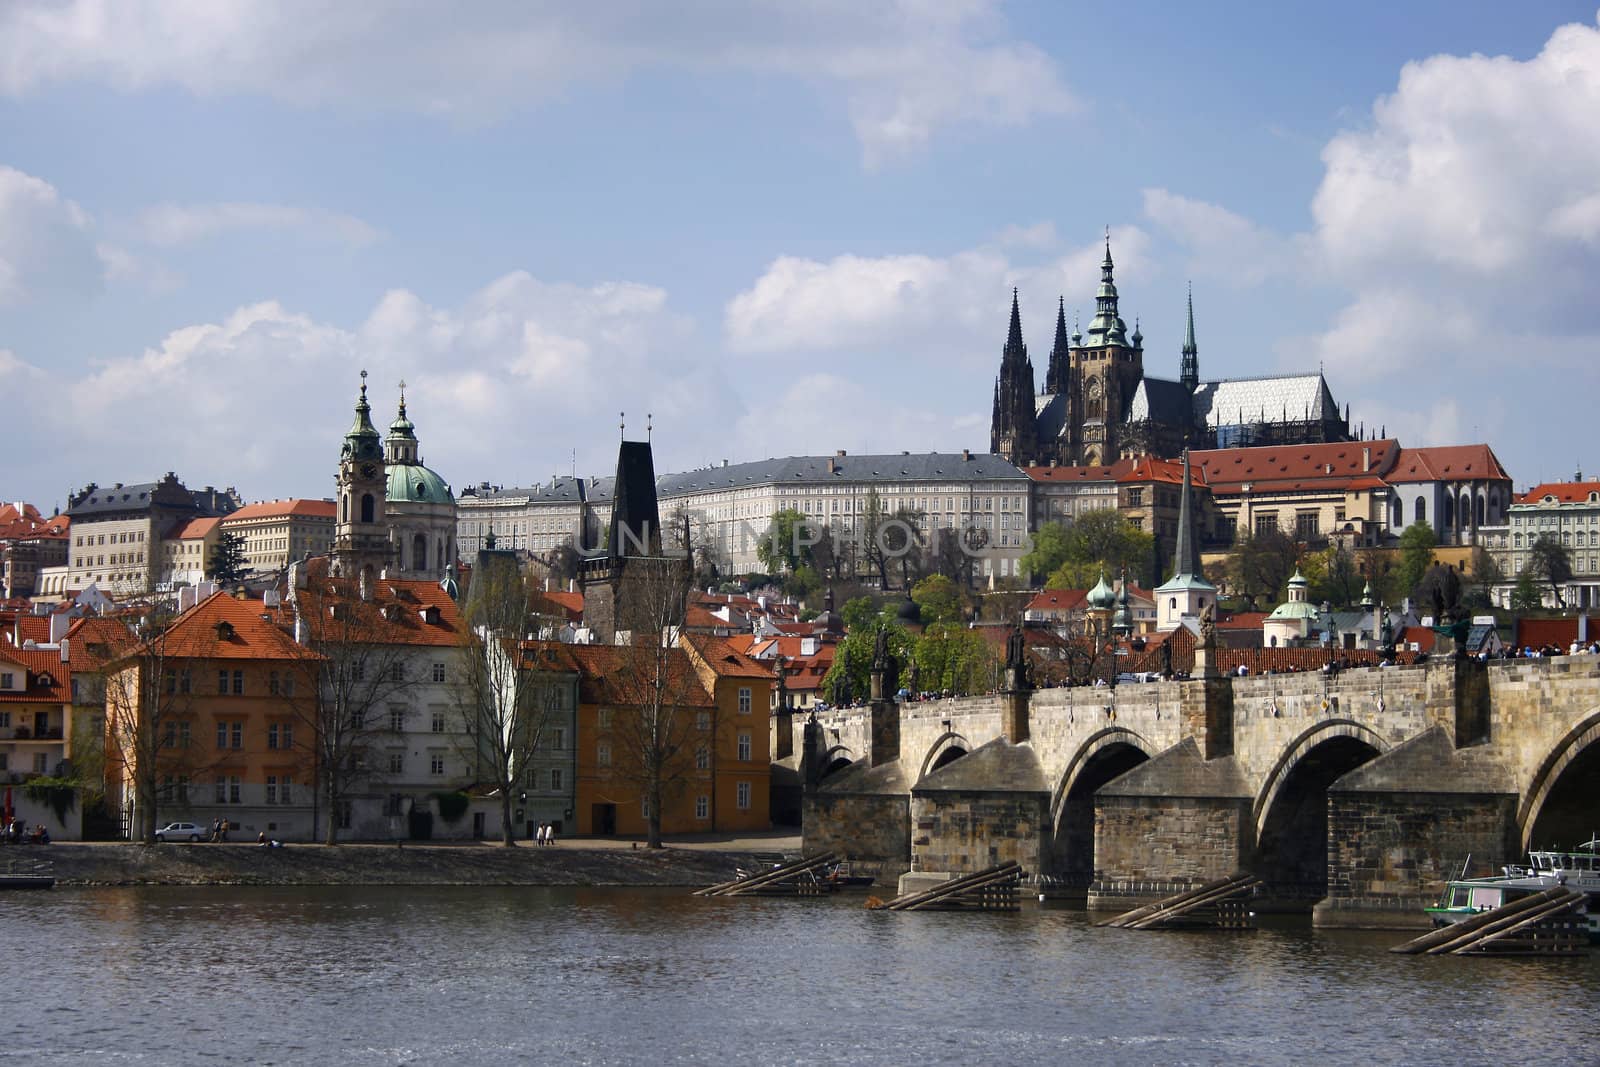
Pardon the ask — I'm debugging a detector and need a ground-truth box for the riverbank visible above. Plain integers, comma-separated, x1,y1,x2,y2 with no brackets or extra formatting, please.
27,835,799,887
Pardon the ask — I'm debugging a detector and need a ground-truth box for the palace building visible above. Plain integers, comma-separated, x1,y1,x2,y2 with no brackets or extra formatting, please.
990,238,1353,468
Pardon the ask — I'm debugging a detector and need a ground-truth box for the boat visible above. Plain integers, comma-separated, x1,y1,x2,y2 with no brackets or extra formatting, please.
820,861,876,889
0,858,55,890
1426,844,1600,943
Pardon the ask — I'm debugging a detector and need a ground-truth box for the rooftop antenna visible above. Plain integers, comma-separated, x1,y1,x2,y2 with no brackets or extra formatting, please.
619,411,626,440
647,412,653,443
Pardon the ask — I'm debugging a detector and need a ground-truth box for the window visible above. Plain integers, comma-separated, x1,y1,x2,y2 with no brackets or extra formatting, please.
390,708,406,732
1295,512,1320,541
269,671,280,695
737,687,752,715
597,708,611,729
164,670,176,695
696,746,710,770
737,733,752,761
232,670,244,695
1125,489,1143,508
33,752,47,774
388,752,405,774
179,721,191,748
429,754,445,775
553,728,566,750
696,711,711,732
230,776,241,804
389,662,404,682
217,722,229,749
266,775,278,805
218,670,229,695
736,781,751,810
1254,514,1278,535
597,742,611,767
431,662,446,683
695,795,709,820
280,777,293,804
550,768,564,791
267,723,281,749
431,712,445,733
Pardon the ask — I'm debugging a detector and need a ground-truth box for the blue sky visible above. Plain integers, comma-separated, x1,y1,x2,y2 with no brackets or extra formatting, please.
3,1,1599,511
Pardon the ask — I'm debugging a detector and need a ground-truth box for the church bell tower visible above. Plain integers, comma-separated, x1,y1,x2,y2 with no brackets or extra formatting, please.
331,370,390,596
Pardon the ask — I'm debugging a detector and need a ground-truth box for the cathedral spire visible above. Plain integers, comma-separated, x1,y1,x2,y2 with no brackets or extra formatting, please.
1006,287,1024,354
1045,295,1071,394
342,369,382,461
1180,283,1199,393
1171,449,1203,580
1087,233,1128,347
989,289,1038,463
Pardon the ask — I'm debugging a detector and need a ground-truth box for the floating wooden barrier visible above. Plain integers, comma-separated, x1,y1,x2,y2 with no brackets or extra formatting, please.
0,858,54,891
1099,874,1261,930
695,852,839,897
1391,886,1588,956
869,861,1023,912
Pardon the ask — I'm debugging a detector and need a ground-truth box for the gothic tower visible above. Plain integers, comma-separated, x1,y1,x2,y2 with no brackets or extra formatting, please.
1068,236,1144,465
1044,296,1071,395
331,370,390,596
1180,283,1199,395
989,289,1039,465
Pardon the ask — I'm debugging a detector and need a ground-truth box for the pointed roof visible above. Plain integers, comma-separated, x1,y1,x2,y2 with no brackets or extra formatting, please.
1086,234,1129,348
342,370,383,462
388,386,416,440
1005,287,1024,353
608,439,663,560
1155,449,1214,596
1182,286,1198,357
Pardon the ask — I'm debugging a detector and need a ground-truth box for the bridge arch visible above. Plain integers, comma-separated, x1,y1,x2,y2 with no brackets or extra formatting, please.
821,744,857,782
1518,709,1600,851
1047,727,1155,886
1252,720,1386,908
917,732,973,782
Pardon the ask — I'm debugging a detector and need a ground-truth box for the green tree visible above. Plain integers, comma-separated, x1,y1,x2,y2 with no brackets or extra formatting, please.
912,621,998,696
1224,529,1299,609
1396,522,1438,600
757,508,814,576
1035,510,1153,589
1307,545,1363,609
1510,568,1546,614
911,574,962,626
1528,534,1573,609
841,595,877,631
206,529,249,585
821,620,914,704
1019,522,1072,584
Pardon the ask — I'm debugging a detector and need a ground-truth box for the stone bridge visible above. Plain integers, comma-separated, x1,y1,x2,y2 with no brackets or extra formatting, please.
780,655,1600,926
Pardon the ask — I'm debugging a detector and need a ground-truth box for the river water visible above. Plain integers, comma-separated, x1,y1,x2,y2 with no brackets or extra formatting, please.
3,886,1595,1066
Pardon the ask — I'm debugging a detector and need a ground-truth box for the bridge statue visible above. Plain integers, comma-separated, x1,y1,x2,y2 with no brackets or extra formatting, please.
1198,602,1217,650
871,627,899,701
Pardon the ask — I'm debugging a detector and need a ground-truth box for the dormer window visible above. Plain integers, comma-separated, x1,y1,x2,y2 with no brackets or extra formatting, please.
37,672,55,687
214,621,235,641
418,606,441,624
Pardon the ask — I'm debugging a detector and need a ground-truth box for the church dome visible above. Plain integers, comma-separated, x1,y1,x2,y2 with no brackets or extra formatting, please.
1086,573,1116,610
896,594,923,626
386,462,454,505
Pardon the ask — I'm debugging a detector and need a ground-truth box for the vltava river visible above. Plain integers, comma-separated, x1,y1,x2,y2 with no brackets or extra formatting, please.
3,886,1595,1066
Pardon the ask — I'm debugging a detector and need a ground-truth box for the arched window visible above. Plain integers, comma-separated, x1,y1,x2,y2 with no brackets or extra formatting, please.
341,496,348,523
1415,496,1426,525
1442,494,1454,531
1169,597,1176,609
361,494,375,523
1474,494,1485,527
413,533,428,573
1270,635,1278,648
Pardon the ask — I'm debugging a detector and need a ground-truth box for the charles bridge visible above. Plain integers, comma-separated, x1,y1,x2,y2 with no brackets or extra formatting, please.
777,653,1600,927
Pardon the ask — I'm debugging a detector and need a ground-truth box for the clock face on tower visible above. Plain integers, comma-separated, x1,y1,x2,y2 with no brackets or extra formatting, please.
360,464,378,479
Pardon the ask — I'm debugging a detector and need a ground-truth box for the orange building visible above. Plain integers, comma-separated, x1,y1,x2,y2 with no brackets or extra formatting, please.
0,645,75,836
561,634,772,838
105,591,320,841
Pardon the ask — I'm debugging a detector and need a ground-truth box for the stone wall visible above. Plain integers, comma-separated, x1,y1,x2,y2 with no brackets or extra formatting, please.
802,791,910,882
1089,795,1250,908
909,791,1048,875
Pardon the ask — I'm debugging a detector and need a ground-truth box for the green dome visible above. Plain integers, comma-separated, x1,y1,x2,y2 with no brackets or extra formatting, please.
1266,600,1320,623
386,461,454,505
1086,573,1116,610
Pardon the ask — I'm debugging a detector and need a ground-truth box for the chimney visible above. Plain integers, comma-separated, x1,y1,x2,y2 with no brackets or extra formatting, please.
836,450,847,458
58,637,69,664
1362,446,1371,472
827,458,836,474
962,449,971,461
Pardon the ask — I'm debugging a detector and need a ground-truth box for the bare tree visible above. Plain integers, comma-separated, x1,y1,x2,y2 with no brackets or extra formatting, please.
596,559,701,848
102,606,184,844
288,574,425,844
457,555,565,845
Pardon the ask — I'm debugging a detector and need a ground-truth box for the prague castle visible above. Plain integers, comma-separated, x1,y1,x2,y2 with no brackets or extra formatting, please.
990,238,1353,467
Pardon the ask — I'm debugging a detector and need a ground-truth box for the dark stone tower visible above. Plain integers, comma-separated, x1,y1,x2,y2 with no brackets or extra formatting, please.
1044,296,1071,395
1068,236,1144,465
989,289,1039,465
1180,284,1200,395
581,437,687,644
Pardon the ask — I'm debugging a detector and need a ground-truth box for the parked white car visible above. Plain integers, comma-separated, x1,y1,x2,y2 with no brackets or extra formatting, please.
154,822,207,842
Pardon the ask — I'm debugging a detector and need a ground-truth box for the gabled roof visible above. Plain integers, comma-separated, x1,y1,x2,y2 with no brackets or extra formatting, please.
682,633,774,680
1022,463,1118,484
221,499,338,523
1125,376,1195,426
1515,481,1600,506
129,592,320,663
1192,439,1400,494
1387,445,1509,484
0,647,71,703
529,590,583,623
553,643,715,707
168,516,221,540
292,573,466,648
1192,373,1338,429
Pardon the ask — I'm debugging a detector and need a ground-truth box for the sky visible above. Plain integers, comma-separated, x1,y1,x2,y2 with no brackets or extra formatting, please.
3,1,1600,512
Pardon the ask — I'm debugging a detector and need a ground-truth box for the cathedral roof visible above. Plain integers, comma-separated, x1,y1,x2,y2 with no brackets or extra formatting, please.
386,462,455,505
1192,373,1338,429
1124,376,1194,426
1387,445,1509,484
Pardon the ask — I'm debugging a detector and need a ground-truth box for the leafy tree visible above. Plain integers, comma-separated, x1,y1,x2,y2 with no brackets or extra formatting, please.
1528,534,1573,609
912,621,997,696
1307,545,1363,609
1396,521,1438,601
102,605,196,843
911,574,963,626
885,505,928,591
785,564,821,599
757,508,814,576
1224,529,1299,609
1019,522,1072,584
821,619,914,705
207,530,250,585
841,595,878,632
860,489,891,588
1036,510,1153,589
546,537,583,587
1510,568,1546,614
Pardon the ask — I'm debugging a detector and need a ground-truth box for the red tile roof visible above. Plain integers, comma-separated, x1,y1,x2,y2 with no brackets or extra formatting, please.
1517,481,1600,506
0,646,71,703
726,633,835,690
168,516,221,540
1023,463,1119,483
545,642,715,707
1387,445,1510,484
291,575,467,648
530,590,584,623
128,592,320,663
683,633,775,679
1192,440,1400,494
222,499,338,522
1116,455,1204,486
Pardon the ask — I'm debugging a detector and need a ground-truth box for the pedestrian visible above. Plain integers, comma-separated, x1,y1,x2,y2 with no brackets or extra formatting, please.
220,818,229,843
211,817,221,843
546,824,557,847
539,823,550,846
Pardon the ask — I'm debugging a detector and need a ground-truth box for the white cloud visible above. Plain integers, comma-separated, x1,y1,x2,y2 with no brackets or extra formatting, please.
725,226,1151,356
1141,188,1301,288
5,269,736,501
0,1,1073,164
0,164,101,303
137,202,380,246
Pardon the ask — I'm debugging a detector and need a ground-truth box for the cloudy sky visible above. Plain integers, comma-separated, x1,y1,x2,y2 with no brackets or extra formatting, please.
3,1,1599,510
